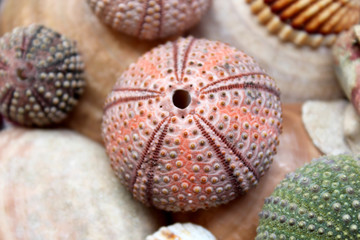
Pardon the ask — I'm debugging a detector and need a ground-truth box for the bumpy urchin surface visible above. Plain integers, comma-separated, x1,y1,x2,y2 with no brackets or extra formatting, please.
87,0,210,40
256,154,360,240
102,37,282,212
0,24,85,127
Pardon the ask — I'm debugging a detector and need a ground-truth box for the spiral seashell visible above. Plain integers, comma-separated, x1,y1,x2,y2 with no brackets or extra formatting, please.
247,0,360,47
87,0,211,40
256,154,360,239
146,223,216,240
0,24,85,127
102,36,282,212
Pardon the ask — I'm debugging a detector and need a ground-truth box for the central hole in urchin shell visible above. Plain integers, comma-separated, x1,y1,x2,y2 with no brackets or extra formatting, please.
172,89,191,109
16,68,27,81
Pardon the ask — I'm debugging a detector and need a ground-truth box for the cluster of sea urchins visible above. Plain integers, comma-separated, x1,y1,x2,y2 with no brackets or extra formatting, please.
247,0,360,47
102,37,282,212
333,25,360,115
0,24,85,127
256,154,360,240
87,0,211,40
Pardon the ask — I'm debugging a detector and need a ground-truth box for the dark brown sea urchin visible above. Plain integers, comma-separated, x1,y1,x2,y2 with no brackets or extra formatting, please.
102,37,283,212
87,0,211,40
0,25,85,127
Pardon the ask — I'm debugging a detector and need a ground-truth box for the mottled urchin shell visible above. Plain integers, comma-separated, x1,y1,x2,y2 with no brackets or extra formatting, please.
0,24,85,127
256,154,360,240
87,0,211,40
333,25,360,115
247,0,360,47
146,223,216,240
102,37,282,212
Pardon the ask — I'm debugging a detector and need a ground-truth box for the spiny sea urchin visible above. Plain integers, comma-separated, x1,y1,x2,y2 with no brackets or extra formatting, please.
256,154,360,240
0,24,85,127
102,36,282,212
87,0,211,40
247,0,360,47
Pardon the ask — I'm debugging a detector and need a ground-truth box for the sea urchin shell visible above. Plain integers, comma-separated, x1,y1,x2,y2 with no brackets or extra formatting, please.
247,0,360,47
87,0,211,40
256,154,360,240
102,37,282,212
0,24,85,127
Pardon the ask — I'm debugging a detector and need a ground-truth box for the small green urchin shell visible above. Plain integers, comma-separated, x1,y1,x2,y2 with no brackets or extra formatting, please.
256,155,360,240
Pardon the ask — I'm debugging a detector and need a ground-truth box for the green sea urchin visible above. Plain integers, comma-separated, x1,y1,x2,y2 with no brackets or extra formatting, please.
256,154,360,240
0,24,85,127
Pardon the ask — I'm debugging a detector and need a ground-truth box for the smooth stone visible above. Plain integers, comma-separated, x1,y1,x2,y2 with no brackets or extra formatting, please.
344,104,360,153
302,100,350,155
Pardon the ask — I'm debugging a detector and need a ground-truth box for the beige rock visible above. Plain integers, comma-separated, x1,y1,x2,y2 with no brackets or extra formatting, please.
303,100,360,155
302,100,350,155
191,0,343,102
0,129,164,240
343,104,360,153
146,223,216,240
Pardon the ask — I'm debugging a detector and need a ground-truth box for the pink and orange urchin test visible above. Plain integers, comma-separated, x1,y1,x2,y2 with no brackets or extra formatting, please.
102,37,282,212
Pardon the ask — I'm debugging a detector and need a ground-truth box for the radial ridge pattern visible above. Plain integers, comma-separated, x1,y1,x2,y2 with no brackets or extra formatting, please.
102,37,282,211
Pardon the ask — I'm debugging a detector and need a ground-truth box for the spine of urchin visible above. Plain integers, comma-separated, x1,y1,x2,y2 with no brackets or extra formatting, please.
0,24,85,127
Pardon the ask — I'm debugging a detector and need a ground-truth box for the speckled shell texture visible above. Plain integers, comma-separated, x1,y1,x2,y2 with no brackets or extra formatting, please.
146,223,216,240
87,0,211,40
0,24,85,127
102,37,283,212
333,25,360,114
256,154,360,240
247,0,360,47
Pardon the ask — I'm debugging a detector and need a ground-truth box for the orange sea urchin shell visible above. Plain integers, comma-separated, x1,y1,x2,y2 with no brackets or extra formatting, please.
87,0,211,40
102,37,283,212
0,24,85,127
247,0,360,47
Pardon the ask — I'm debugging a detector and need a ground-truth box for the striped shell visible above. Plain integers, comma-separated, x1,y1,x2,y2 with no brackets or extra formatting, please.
0,24,85,127
87,0,211,40
146,223,216,240
256,154,360,239
247,0,360,47
102,37,282,212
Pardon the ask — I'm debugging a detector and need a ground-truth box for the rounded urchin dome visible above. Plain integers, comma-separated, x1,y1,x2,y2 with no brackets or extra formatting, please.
256,154,360,240
102,37,282,212
0,24,85,127
87,0,211,40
